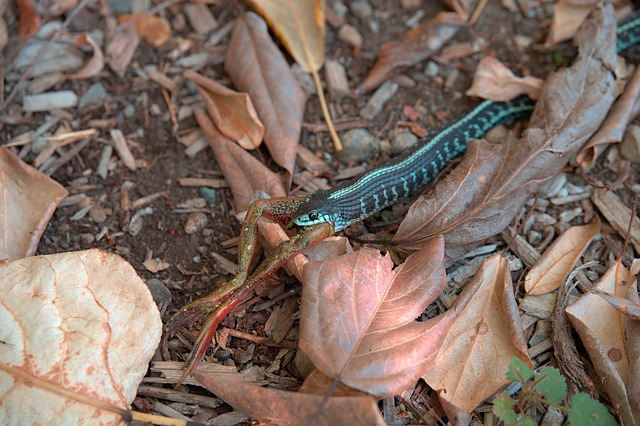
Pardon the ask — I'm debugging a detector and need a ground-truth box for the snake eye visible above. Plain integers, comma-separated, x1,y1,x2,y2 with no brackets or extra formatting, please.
308,210,319,221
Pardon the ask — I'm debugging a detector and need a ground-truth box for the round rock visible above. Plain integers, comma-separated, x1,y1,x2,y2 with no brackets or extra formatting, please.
336,128,380,163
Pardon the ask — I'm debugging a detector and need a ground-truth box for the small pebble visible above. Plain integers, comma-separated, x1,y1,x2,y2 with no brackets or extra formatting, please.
129,207,153,236
124,104,136,118
332,1,348,17
216,350,232,361
558,207,583,223
390,131,418,155
78,83,108,109
202,228,214,237
620,124,640,163
350,0,372,18
199,187,217,204
514,35,534,49
535,213,557,227
185,212,208,234
336,128,380,163
31,136,48,154
338,24,363,53
361,81,399,120
539,173,567,198
424,61,439,77
401,0,421,9
197,245,208,255
80,233,95,244
527,230,542,245
324,59,350,101
145,278,172,306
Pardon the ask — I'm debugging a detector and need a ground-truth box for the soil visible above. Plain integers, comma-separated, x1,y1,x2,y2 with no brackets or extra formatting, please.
4,0,637,423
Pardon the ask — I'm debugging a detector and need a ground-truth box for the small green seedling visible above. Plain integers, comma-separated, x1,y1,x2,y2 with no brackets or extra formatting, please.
493,357,617,425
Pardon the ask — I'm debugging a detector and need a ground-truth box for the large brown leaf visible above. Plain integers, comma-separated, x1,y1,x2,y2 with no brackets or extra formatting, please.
185,70,264,150
0,149,68,260
225,12,307,187
566,262,638,425
194,370,386,425
299,237,454,396
627,281,640,421
422,255,530,415
356,12,466,94
393,5,617,258
194,107,285,214
246,0,325,73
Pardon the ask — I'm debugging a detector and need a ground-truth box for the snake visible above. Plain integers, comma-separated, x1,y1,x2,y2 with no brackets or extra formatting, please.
293,10,640,232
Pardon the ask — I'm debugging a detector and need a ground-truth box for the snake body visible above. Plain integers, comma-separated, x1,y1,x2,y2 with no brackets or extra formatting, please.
293,11,640,231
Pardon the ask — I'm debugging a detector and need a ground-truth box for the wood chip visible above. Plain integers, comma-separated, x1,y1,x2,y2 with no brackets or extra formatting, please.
591,188,640,253
110,129,137,171
97,144,113,179
178,177,228,188
23,91,78,112
324,59,350,101
184,2,218,34
146,68,176,92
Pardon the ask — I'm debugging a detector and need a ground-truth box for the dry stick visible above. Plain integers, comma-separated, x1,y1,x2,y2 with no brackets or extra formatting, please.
2,0,92,110
469,0,489,25
310,67,342,151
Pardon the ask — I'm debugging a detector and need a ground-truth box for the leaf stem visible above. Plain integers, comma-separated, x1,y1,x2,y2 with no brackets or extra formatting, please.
311,67,343,151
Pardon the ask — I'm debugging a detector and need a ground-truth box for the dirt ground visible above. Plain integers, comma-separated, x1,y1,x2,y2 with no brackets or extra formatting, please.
5,0,639,423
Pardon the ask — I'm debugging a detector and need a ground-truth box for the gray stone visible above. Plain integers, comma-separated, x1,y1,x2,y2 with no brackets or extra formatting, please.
424,61,439,77
336,128,380,163
145,278,172,306
78,83,108,109
350,0,373,18
390,131,418,155
361,81,399,120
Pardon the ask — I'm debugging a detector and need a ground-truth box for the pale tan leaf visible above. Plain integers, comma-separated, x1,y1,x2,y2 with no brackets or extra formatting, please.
0,249,162,424
566,262,637,425
246,0,325,73
627,281,640,420
186,70,264,150
465,56,544,101
300,237,455,396
0,149,68,260
422,255,530,413
525,217,601,295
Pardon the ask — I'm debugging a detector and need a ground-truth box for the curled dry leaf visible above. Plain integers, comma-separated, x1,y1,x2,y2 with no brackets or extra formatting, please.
299,237,454,396
225,12,307,187
566,262,638,425
591,287,640,320
0,149,68,260
356,12,466,94
422,255,530,415
393,5,617,258
194,370,386,425
524,216,600,296
67,33,104,80
0,249,162,424
577,65,640,169
119,13,172,47
186,70,264,150
627,282,640,420
194,107,285,213
465,56,544,102
545,0,594,47
16,0,40,37
246,0,325,73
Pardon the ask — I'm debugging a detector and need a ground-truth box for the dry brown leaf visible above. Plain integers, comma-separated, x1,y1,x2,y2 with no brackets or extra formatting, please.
67,33,104,80
356,12,467,94
298,369,369,397
194,107,285,213
577,65,640,169
247,0,325,73
299,237,454,396
16,0,40,37
566,262,638,425
465,56,544,101
422,255,530,415
545,0,594,47
627,281,640,420
0,149,68,260
0,249,162,424
119,13,172,48
185,70,264,150
194,371,386,425
591,287,640,320
524,217,600,295
225,12,307,187
393,5,617,259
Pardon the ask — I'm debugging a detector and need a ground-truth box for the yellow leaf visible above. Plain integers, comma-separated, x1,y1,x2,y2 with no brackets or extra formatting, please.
246,0,325,73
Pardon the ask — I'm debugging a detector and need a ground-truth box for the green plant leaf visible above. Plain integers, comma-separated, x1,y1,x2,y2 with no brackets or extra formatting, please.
506,357,534,382
568,393,617,426
522,416,537,426
493,392,517,425
536,366,567,404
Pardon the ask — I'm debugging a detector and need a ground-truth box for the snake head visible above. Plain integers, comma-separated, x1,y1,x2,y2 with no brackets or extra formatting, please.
292,190,338,227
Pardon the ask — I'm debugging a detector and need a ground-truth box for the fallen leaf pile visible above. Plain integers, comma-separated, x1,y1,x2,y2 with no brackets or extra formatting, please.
2,0,640,424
